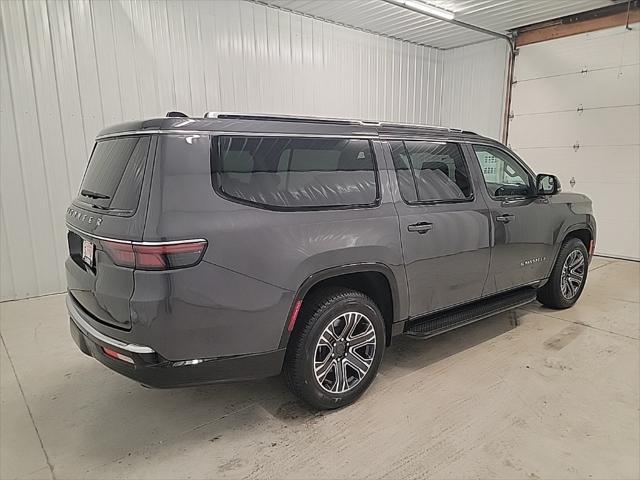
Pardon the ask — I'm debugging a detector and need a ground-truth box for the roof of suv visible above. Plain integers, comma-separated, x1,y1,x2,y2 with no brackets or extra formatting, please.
96,112,495,144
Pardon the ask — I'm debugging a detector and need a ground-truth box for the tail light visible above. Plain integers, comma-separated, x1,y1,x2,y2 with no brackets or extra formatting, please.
102,239,207,270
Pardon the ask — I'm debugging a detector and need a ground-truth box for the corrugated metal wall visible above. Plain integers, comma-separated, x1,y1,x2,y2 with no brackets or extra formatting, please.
0,0,448,301
441,39,510,140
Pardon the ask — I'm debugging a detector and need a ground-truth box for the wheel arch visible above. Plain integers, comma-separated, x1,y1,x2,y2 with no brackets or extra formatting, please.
279,263,401,349
544,223,595,282
563,227,592,251
558,223,594,257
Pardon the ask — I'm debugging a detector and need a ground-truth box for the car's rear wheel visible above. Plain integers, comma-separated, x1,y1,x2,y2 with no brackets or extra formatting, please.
284,288,385,410
537,238,589,309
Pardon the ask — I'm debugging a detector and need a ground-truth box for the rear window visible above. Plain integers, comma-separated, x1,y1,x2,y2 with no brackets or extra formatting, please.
77,136,151,214
213,136,378,209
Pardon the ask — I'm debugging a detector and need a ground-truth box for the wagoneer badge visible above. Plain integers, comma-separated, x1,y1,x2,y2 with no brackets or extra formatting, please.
67,207,102,226
520,256,546,267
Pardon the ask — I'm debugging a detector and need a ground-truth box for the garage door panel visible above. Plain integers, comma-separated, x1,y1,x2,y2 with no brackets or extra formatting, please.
513,147,579,181
511,65,639,115
580,181,639,227
515,23,639,81
589,216,640,260
514,146,640,184
509,105,640,148
573,146,640,183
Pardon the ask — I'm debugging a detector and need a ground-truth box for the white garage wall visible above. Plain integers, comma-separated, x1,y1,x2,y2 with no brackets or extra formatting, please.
1,0,450,301
441,38,510,140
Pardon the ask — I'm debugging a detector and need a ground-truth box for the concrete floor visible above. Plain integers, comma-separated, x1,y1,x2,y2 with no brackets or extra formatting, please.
1,257,638,480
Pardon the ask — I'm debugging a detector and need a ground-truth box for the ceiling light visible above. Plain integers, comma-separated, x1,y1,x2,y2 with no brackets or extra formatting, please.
401,0,455,21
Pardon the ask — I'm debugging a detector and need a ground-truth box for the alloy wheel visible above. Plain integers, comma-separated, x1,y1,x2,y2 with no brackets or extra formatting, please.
313,312,377,394
560,249,585,299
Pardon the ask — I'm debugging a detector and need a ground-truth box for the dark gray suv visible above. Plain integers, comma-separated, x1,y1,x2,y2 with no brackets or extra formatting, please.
66,113,596,409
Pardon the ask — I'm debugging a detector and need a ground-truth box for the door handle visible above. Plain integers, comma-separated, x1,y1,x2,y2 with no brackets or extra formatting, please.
407,222,433,234
495,213,514,223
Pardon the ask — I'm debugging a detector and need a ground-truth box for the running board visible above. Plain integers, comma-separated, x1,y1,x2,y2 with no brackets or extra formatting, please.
404,287,537,339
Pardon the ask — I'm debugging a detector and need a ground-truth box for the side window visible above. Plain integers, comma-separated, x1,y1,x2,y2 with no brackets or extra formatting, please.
389,140,472,203
213,136,378,209
221,150,255,185
473,145,534,198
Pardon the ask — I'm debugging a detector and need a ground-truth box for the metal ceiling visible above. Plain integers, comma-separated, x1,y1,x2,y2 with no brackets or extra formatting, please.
258,0,617,48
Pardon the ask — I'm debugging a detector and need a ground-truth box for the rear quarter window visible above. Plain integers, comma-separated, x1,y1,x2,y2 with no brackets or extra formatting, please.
212,136,379,210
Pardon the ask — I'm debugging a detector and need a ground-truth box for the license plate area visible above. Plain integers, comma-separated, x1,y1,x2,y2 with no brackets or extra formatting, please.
82,240,95,267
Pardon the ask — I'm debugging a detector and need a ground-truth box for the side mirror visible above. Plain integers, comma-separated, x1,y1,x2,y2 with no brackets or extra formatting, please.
537,174,561,195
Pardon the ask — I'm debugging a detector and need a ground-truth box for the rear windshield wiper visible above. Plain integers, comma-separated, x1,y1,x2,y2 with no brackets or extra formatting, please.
89,204,110,210
81,189,110,200
81,202,131,214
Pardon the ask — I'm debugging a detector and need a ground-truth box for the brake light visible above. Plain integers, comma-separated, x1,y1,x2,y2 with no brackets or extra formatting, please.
102,240,207,270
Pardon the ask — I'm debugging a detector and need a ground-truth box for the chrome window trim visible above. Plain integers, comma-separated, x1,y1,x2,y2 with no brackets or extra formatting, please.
66,223,206,246
67,295,155,354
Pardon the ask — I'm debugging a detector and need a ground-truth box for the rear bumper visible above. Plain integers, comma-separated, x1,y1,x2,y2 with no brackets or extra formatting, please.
68,295,285,388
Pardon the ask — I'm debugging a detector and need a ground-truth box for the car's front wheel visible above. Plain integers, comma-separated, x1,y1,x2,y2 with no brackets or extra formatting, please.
537,238,589,309
284,288,385,410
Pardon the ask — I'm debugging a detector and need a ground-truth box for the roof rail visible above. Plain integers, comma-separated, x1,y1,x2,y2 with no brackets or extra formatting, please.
166,111,189,118
377,121,453,131
203,111,466,132
204,112,365,126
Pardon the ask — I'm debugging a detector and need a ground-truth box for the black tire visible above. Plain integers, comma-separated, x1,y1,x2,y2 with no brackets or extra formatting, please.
537,238,589,309
284,287,385,410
